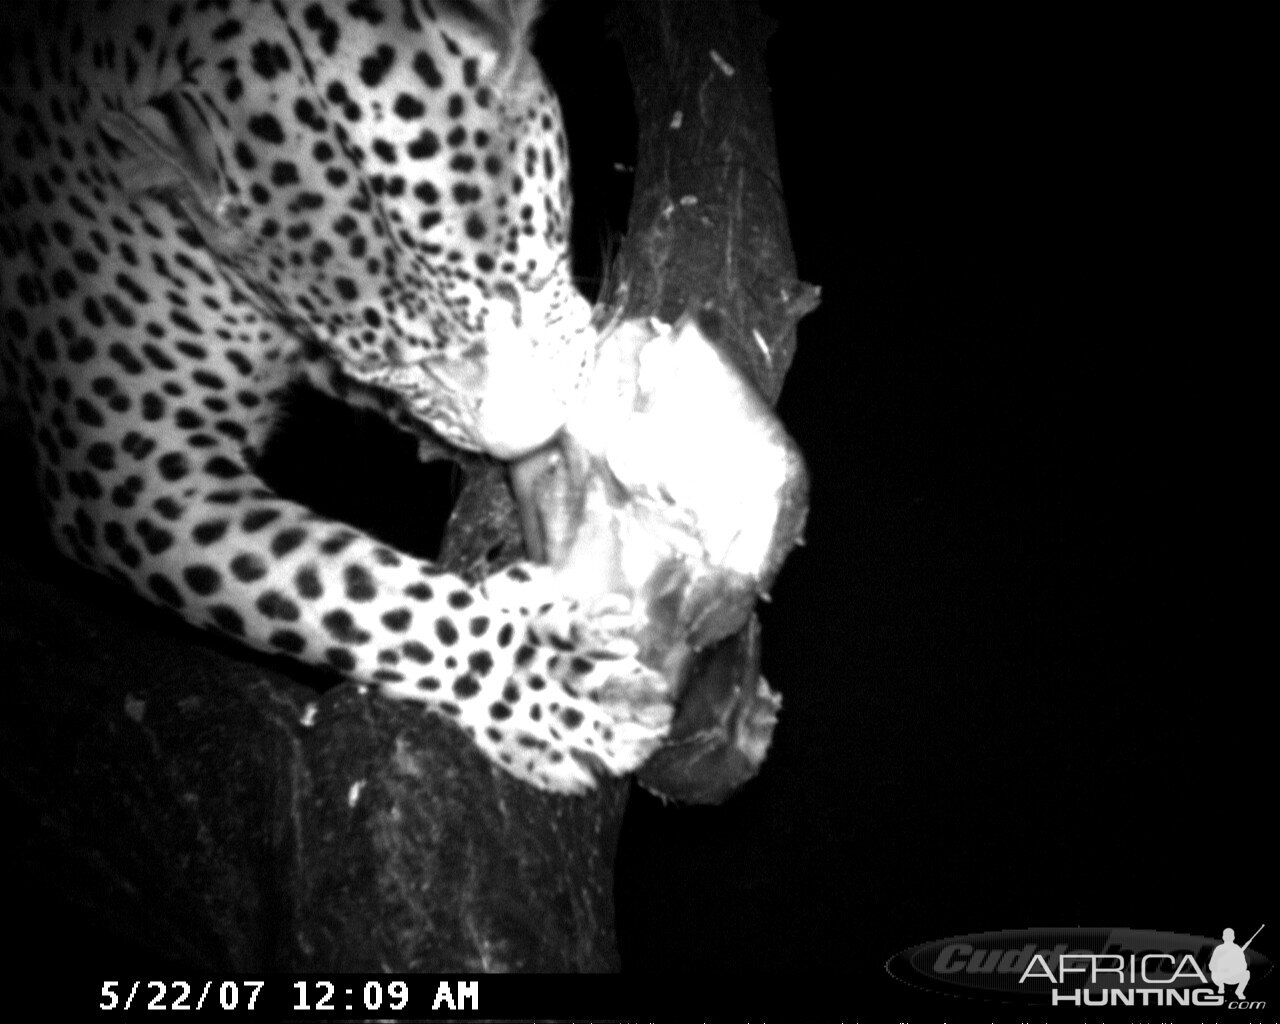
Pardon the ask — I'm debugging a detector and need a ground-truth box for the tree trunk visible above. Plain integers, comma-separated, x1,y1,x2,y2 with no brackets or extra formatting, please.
1,0,813,973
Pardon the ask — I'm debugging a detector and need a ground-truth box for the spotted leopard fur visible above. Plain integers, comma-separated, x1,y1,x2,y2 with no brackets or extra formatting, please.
0,0,672,793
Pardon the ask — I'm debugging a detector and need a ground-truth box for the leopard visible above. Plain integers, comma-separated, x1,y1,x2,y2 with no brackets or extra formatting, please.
0,0,675,795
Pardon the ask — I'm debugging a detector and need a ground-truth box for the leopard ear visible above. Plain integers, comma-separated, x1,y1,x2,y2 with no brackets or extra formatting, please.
434,0,544,94
98,92,249,256
98,90,218,205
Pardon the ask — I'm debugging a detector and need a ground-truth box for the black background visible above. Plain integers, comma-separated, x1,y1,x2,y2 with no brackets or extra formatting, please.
538,0,1271,1003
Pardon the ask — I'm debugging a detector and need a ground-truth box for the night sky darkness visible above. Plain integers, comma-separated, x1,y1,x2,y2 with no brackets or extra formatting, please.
541,1,1269,999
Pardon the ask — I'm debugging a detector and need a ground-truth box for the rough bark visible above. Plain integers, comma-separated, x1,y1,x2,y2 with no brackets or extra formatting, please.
608,1,818,399
1,0,812,973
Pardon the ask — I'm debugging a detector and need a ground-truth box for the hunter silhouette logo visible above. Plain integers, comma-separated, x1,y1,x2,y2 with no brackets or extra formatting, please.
1211,925,1264,1000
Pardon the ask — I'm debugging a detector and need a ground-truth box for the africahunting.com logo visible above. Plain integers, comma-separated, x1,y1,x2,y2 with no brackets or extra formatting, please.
887,924,1269,1009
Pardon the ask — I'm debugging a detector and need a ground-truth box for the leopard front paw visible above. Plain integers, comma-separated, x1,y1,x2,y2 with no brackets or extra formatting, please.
462,650,673,795
529,592,645,662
